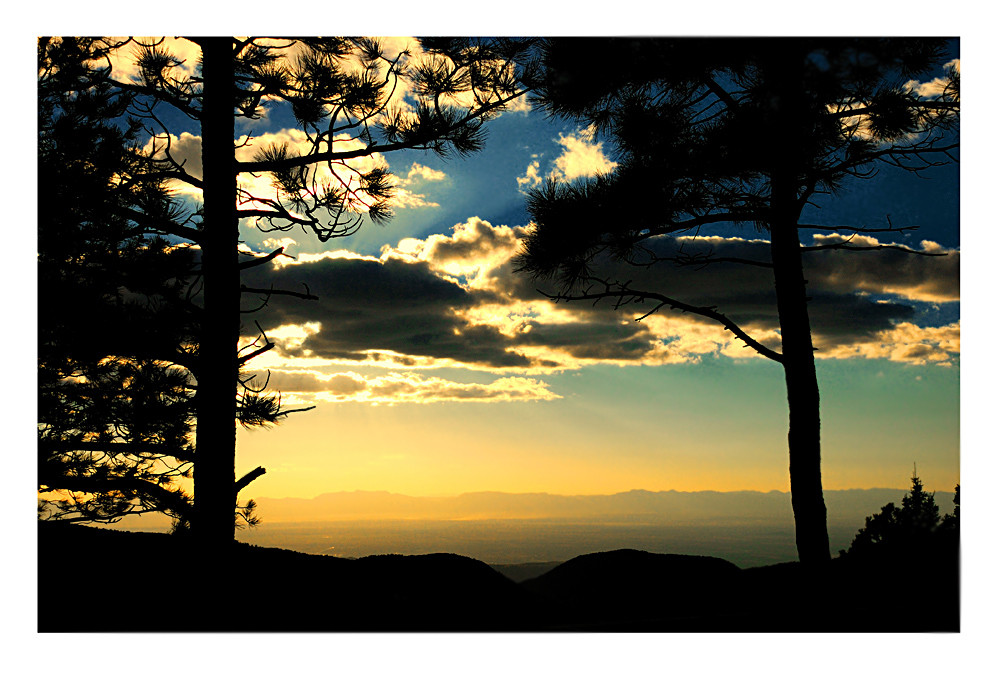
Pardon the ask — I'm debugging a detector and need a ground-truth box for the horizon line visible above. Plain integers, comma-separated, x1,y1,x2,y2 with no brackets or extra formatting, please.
255,485,941,501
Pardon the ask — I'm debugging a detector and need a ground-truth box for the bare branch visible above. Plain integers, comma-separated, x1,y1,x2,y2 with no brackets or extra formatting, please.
237,341,274,366
274,405,317,419
703,76,740,111
234,466,266,496
128,100,205,189
624,242,773,270
829,101,959,120
667,254,773,270
540,279,784,363
803,236,947,256
832,141,959,178
799,221,918,235
240,284,319,301
238,246,288,271
237,320,274,366
636,211,764,240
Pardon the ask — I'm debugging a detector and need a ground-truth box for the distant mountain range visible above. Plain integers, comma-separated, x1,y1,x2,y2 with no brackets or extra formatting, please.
252,488,919,525
98,486,944,567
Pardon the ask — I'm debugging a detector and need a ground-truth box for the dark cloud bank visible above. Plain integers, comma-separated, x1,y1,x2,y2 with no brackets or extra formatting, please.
243,226,959,374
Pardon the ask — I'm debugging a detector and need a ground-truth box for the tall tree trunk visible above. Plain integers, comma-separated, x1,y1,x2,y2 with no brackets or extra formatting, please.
767,44,831,565
770,177,831,565
193,38,238,546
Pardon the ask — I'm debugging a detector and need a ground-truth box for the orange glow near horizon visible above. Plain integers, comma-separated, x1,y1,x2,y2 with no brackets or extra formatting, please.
232,390,959,505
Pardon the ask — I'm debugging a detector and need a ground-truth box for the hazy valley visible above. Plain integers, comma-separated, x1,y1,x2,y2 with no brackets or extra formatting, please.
118,488,919,567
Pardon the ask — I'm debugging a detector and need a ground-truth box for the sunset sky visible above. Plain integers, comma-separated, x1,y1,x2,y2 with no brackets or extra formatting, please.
18,15,992,688
163,37,962,501
38,36,962,507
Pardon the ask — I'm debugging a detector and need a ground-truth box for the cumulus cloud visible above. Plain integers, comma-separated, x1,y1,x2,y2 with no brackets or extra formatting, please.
261,236,299,253
806,234,959,303
904,58,960,99
518,126,618,190
818,321,959,365
403,162,447,183
381,217,525,286
551,126,618,182
140,131,204,199
517,160,543,189
382,162,448,209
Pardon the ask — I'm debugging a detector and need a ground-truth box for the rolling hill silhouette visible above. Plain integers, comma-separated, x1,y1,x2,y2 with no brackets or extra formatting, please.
37,521,540,631
37,521,957,632
521,550,742,625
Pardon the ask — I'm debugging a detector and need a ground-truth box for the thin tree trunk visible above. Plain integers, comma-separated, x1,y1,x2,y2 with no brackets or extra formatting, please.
193,38,238,546
770,183,831,565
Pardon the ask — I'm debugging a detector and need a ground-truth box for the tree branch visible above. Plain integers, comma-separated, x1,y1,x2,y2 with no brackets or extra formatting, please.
274,405,317,419
112,206,203,243
240,284,319,301
238,246,287,271
39,475,192,518
540,280,784,364
703,76,739,111
640,211,763,239
234,466,266,497
131,166,204,190
831,142,959,178
235,88,530,174
107,78,201,119
798,221,919,235
625,242,772,269
237,341,274,366
830,101,959,119
237,320,275,366
668,255,773,269
41,440,195,462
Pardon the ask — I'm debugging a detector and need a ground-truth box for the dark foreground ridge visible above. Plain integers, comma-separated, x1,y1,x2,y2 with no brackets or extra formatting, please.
37,522,958,632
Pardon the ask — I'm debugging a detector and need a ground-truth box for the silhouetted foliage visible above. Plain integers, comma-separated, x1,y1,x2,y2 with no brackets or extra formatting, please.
940,483,960,533
517,38,958,564
40,37,541,545
38,38,199,525
842,473,959,561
